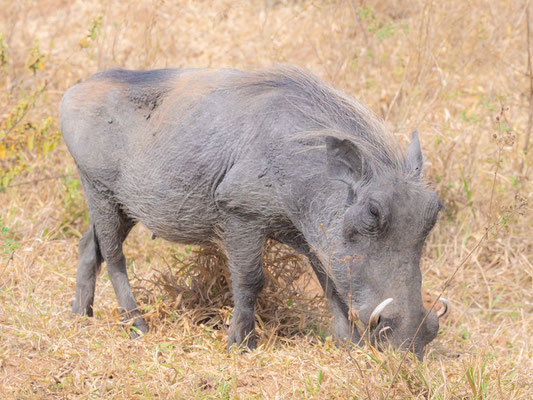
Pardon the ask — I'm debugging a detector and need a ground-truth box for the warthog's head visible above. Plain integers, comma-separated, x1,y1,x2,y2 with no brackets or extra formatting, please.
322,131,448,360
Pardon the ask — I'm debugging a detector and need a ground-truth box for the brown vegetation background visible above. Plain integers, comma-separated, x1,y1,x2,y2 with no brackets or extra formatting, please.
0,0,531,398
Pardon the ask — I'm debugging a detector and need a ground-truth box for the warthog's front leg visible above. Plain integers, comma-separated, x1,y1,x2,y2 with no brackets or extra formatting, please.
270,233,361,345
223,217,265,351
305,252,361,345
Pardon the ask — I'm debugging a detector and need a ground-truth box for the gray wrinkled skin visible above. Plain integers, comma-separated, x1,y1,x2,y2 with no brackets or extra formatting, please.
60,65,442,359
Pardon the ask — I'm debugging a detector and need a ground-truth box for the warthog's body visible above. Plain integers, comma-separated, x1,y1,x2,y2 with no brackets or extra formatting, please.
61,65,444,359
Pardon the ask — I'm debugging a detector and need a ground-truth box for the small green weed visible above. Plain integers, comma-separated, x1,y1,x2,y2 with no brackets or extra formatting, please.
1,217,20,259
57,173,89,235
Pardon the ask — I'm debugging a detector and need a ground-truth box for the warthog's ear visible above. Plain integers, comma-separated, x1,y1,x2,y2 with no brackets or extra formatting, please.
325,136,364,185
404,130,424,178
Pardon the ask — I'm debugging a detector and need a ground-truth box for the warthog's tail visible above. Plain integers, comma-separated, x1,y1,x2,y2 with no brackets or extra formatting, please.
91,224,103,274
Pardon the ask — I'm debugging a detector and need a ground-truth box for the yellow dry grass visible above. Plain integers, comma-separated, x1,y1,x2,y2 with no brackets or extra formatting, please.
1,0,532,398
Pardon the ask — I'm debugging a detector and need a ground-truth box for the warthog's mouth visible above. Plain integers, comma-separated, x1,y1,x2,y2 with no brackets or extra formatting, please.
349,297,450,359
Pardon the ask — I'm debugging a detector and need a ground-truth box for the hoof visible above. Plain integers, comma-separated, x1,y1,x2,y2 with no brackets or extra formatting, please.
129,318,148,339
227,332,257,352
71,302,93,318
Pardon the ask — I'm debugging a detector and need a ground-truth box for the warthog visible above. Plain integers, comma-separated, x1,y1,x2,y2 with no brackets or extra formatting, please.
60,65,448,359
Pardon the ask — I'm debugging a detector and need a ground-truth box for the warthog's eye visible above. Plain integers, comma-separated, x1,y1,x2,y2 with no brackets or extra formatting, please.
360,203,383,235
369,204,380,218
343,201,388,239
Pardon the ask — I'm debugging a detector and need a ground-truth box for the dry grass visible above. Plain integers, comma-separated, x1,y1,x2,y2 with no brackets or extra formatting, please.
1,0,532,398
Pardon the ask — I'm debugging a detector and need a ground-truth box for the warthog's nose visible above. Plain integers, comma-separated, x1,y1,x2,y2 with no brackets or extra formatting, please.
359,297,444,359
366,308,441,360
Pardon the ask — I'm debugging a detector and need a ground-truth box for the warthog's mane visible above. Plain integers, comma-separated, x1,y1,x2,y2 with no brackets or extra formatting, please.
223,64,408,179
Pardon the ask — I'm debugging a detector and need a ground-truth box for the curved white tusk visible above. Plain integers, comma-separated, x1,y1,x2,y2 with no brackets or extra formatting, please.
436,297,449,319
368,298,393,329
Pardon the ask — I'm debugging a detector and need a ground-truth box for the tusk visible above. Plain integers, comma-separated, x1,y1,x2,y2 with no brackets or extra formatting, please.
436,297,449,319
368,298,393,330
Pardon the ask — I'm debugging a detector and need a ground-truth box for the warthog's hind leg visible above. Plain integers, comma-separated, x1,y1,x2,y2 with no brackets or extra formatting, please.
72,225,102,317
76,175,146,337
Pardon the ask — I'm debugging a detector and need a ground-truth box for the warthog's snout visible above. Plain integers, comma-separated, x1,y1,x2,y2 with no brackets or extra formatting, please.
358,297,449,360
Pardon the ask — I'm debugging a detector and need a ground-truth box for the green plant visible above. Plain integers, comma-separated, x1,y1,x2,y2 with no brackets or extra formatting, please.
355,5,399,41
0,36,59,189
58,174,89,235
0,15,102,190
0,33,8,70
465,359,488,399
1,217,19,259
26,38,45,74
79,15,103,48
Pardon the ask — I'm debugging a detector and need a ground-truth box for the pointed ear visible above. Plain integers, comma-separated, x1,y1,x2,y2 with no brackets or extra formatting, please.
325,136,364,185
404,130,424,178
